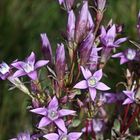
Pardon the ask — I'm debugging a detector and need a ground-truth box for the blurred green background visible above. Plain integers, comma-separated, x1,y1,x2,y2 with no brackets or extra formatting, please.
0,0,140,139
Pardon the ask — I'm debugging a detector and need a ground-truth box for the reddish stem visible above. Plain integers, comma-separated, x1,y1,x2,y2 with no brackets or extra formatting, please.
122,106,140,135
120,104,130,133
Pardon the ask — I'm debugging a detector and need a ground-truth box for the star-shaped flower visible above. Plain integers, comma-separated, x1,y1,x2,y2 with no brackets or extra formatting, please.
44,129,82,140
74,67,110,101
30,96,76,132
123,90,135,105
112,48,137,64
100,25,127,48
11,52,49,80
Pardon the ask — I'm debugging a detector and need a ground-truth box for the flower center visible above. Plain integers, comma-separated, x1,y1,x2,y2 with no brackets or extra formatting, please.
88,77,96,87
59,135,69,140
0,62,10,75
126,49,136,60
23,62,34,73
48,110,58,121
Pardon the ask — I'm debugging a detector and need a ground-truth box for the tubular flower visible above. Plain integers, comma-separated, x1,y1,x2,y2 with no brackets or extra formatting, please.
55,43,66,86
11,52,49,80
122,90,135,105
79,33,94,66
0,62,11,80
40,33,53,64
30,96,76,132
74,66,110,101
44,129,82,140
67,10,76,41
75,1,89,43
112,48,137,64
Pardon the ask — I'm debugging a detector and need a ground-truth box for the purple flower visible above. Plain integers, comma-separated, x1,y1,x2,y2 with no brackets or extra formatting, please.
100,25,127,48
55,43,66,86
75,1,89,43
10,131,32,140
40,33,53,64
0,62,11,80
67,10,75,41
44,129,82,140
123,90,135,105
74,67,110,101
112,48,137,64
88,46,102,71
30,96,76,132
100,25,127,63
79,33,94,66
11,52,49,80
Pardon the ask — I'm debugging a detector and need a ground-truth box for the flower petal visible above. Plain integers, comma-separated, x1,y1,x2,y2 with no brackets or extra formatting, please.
13,70,26,78
43,133,59,140
35,60,49,69
107,24,116,39
112,52,123,58
28,71,37,80
59,109,76,117
120,57,128,64
89,88,97,101
81,66,92,79
123,90,135,100
38,117,51,128
54,118,67,133
93,69,103,81
11,61,25,69
123,98,134,105
95,82,110,91
68,132,82,140
30,107,46,115
48,96,58,110
27,52,35,64
114,37,127,45
74,80,88,89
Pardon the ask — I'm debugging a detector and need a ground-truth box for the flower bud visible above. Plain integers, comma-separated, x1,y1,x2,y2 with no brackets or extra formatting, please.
75,1,89,43
137,10,140,37
79,33,94,66
55,43,66,87
67,10,75,41
40,33,53,64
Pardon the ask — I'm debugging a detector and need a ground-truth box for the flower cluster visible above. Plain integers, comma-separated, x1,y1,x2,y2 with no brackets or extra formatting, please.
1,0,140,139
